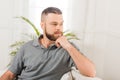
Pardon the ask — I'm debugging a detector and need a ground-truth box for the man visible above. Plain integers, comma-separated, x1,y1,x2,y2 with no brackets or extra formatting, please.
0,7,96,80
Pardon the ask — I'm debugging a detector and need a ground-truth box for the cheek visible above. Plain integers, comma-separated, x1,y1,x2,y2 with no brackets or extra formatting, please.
61,27,63,31
46,27,55,34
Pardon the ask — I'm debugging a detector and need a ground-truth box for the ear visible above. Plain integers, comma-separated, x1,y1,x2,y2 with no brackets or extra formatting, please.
40,22,44,30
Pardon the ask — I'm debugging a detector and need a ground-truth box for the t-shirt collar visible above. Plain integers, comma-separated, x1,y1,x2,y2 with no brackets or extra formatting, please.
32,35,57,48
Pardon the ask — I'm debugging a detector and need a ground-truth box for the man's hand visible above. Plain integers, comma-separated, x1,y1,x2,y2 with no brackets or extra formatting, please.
55,36,71,49
0,70,15,80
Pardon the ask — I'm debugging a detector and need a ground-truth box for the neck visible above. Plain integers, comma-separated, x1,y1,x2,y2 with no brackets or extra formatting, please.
40,35,55,48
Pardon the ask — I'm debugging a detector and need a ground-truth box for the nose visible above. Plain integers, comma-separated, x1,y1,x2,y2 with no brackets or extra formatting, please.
56,25,61,30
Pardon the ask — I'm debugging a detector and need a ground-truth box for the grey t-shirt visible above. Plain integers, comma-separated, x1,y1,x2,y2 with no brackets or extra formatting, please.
9,37,80,80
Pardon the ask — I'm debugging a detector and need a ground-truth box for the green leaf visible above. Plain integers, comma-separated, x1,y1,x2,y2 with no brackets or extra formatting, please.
10,41,25,48
15,16,40,36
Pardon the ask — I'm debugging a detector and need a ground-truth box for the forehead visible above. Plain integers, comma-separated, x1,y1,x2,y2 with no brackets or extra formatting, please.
46,13,63,22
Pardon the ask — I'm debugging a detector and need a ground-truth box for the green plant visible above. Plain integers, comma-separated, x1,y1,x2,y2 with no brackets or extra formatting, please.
10,16,79,56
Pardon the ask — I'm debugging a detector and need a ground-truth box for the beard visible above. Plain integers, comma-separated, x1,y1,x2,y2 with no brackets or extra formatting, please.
45,27,63,41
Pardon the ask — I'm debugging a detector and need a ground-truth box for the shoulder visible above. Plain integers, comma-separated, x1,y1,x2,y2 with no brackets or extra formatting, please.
15,39,36,55
21,39,38,49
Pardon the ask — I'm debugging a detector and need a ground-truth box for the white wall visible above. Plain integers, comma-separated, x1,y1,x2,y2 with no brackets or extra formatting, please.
0,0,29,76
70,0,120,80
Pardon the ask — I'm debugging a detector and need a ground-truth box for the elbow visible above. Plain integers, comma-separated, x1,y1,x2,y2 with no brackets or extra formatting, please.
87,72,96,77
85,70,96,78
87,63,96,77
80,68,96,78
82,72,96,78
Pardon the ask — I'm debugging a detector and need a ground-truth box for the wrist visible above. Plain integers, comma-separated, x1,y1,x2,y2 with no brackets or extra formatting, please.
65,43,73,51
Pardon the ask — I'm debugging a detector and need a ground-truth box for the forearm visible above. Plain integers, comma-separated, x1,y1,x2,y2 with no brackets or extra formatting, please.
0,76,13,80
66,44,96,77
55,36,96,77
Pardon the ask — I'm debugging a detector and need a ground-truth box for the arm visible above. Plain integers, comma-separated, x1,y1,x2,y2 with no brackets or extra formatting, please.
56,36,96,77
0,70,16,80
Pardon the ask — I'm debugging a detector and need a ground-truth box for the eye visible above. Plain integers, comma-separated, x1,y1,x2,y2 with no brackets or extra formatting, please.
53,23,57,25
52,23,57,26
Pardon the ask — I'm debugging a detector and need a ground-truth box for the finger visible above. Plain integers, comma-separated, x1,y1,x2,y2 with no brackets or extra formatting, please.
55,41,61,48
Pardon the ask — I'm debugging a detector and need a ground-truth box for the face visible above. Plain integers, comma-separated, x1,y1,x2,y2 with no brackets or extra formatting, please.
41,13,63,41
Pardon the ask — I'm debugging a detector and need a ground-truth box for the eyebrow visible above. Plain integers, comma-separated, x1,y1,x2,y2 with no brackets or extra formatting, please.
50,21,64,23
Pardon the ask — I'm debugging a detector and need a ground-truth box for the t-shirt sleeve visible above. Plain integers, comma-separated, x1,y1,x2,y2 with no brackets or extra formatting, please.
8,45,24,75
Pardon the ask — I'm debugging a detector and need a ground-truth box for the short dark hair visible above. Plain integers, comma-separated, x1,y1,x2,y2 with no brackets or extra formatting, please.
41,7,62,21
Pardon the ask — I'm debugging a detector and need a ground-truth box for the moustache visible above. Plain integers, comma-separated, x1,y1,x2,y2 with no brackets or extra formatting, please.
54,31,63,34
